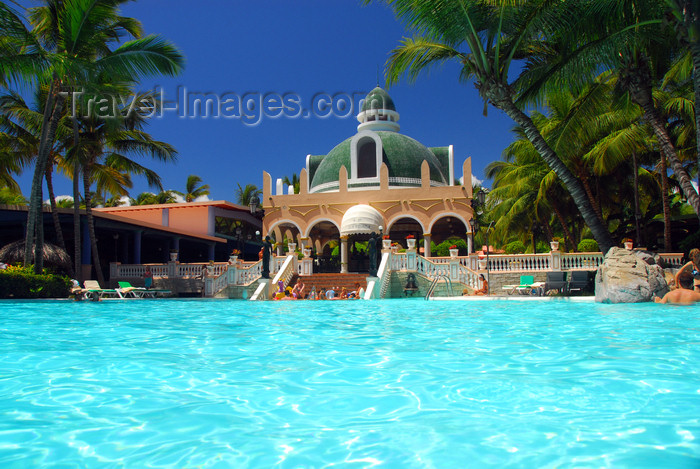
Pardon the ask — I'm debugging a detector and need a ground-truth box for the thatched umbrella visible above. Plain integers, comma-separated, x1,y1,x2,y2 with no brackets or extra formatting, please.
0,240,72,273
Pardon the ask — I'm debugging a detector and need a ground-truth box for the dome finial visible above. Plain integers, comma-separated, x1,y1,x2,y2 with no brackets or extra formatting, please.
357,87,400,132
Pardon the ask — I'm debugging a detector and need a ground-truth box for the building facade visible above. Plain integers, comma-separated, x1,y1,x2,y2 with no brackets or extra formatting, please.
262,87,476,273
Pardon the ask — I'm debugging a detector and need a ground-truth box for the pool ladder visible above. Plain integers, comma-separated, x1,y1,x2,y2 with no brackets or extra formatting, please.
425,274,454,300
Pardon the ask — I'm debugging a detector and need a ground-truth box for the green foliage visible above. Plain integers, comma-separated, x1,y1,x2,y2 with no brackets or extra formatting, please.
0,266,72,299
433,238,468,256
679,230,700,255
504,240,526,254
0,187,27,205
577,239,599,252
536,241,550,253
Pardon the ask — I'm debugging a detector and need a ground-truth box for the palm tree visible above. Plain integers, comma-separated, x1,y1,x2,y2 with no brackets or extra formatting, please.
665,0,700,188
174,174,210,202
71,90,177,285
282,173,300,194
130,191,176,206
235,183,261,206
0,186,26,205
0,1,183,272
372,0,616,252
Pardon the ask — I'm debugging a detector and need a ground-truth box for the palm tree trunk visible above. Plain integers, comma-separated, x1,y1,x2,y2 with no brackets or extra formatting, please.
25,80,65,273
631,151,642,246
659,155,673,251
625,67,700,219
491,93,614,253
46,159,66,251
45,159,74,278
24,79,57,269
83,163,105,285
72,116,82,282
692,40,700,190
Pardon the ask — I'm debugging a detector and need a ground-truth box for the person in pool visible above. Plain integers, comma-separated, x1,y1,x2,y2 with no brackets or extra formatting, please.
675,248,700,292
655,271,700,304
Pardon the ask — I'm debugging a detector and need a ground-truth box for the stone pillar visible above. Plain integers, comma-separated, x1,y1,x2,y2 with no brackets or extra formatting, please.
406,245,417,271
550,249,562,271
340,236,348,274
449,257,460,282
423,233,432,257
300,257,313,276
467,232,473,254
468,253,479,271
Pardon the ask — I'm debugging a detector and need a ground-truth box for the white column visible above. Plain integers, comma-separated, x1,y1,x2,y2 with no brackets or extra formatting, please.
467,232,473,254
340,236,348,274
423,233,432,257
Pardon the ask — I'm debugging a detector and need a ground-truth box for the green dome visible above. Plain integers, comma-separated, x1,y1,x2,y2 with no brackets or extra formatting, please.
310,131,448,192
361,87,396,112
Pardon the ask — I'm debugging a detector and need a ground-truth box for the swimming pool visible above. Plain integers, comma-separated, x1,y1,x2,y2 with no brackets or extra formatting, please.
1,298,698,467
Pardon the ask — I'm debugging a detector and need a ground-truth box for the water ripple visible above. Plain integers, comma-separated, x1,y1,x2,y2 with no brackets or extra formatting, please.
0,298,698,467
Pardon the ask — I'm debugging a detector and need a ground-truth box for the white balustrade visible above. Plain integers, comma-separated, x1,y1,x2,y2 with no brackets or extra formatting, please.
658,253,683,268
560,252,604,270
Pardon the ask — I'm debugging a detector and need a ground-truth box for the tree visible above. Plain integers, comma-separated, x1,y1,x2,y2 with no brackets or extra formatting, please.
372,0,616,252
0,1,183,272
282,173,300,194
235,183,261,206
174,174,210,202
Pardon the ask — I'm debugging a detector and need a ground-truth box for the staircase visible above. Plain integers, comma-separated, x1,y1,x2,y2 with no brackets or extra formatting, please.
295,273,368,296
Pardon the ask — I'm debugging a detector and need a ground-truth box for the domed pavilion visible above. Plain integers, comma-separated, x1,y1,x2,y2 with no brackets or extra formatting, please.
262,87,476,273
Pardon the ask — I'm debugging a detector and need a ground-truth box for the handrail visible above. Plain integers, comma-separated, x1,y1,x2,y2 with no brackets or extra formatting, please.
425,274,454,300
268,254,296,299
365,252,391,299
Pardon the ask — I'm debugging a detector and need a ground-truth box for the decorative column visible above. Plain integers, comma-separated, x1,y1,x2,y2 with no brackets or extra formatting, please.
550,249,562,271
423,233,432,257
467,232,473,254
340,235,349,274
406,242,417,271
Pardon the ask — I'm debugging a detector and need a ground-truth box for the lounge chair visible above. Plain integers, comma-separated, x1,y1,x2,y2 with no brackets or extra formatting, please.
544,272,567,295
568,271,590,294
83,280,123,299
502,275,545,296
117,281,171,298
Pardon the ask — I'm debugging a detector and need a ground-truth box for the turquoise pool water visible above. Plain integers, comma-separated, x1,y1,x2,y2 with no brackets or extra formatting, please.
1,298,698,468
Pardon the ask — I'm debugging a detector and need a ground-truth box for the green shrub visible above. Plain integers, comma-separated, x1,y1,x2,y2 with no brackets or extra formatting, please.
0,266,72,299
434,238,468,256
577,238,599,252
504,240,526,254
679,230,700,256
536,241,550,253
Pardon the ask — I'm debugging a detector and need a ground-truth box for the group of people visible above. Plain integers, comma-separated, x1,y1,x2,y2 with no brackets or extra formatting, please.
274,281,364,300
655,248,700,304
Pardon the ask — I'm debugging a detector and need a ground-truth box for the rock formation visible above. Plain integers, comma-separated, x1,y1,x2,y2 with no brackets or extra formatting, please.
595,247,669,303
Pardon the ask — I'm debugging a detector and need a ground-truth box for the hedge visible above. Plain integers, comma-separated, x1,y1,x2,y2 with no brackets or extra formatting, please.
0,267,72,299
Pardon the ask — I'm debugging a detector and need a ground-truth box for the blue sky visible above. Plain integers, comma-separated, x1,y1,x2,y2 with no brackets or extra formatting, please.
16,0,517,202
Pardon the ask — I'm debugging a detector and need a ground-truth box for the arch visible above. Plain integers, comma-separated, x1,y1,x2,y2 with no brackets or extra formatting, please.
266,218,303,237
386,214,426,234
427,212,470,234
303,217,341,238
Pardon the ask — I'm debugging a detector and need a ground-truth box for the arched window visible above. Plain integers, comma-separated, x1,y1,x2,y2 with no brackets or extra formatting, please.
357,138,377,178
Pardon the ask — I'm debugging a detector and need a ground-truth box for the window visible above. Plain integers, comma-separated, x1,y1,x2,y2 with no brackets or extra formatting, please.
357,139,377,178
